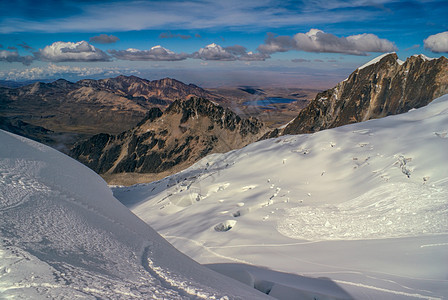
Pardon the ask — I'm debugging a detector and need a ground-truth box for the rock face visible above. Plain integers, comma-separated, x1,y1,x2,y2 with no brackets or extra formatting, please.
279,53,448,136
70,97,265,184
0,76,222,136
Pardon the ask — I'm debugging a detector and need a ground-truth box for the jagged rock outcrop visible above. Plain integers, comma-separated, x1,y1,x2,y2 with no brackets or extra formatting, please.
70,97,265,184
273,53,448,136
0,75,223,136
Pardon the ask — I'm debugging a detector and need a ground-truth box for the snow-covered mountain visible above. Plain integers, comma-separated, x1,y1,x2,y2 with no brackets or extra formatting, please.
114,94,448,299
0,130,269,299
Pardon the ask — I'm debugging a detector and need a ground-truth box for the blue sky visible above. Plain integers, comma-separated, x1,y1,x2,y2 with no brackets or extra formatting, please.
0,0,447,88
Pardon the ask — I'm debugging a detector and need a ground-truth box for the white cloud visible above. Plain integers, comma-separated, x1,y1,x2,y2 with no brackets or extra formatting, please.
193,43,237,61
109,45,189,61
192,43,269,61
0,64,139,81
424,31,448,53
345,33,397,53
293,29,396,55
37,41,110,62
258,29,396,56
0,50,34,65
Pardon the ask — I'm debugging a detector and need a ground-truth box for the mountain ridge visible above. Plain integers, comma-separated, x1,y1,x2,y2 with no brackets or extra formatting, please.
264,53,448,138
0,75,224,147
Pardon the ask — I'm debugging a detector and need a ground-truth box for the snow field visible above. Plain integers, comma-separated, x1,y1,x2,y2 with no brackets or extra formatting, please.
114,94,448,299
0,130,269,299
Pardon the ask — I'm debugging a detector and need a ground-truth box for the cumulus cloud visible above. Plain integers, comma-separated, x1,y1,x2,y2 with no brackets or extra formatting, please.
37,41,110,62
258,29,397,56
193,43,268,61
193,43,236,61
159,31,191,40
0,50,34,65
89,34,119,44
109,45,189,61
0,63,140,81
424,31,448,53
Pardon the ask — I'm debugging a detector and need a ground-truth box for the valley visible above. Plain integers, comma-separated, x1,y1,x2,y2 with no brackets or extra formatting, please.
207,86,317,128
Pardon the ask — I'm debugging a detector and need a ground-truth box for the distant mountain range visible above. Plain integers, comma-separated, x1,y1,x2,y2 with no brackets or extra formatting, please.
70,97,265,185
0,79,53,88
264,53,448,138
0,75,222,137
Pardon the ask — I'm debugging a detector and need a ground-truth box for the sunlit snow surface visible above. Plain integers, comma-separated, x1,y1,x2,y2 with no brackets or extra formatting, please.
0,130,268,299
114,94,448,299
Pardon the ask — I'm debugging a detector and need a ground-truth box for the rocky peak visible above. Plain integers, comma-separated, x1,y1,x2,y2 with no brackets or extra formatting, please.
154,77,182,85
50,78,75,88
279,53,448,136
165,97,263,135
17,79,77,96
78,75,146,91
70,97,265,184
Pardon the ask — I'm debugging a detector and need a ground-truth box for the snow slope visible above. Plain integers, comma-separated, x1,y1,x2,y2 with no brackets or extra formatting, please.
114,94,448,299
0,130,269,299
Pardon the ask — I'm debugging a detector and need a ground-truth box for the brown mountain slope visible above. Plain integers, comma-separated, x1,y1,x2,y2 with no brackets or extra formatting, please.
70,97,266,185
0,76,223,137
264,53,448,138
78,75,223,105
